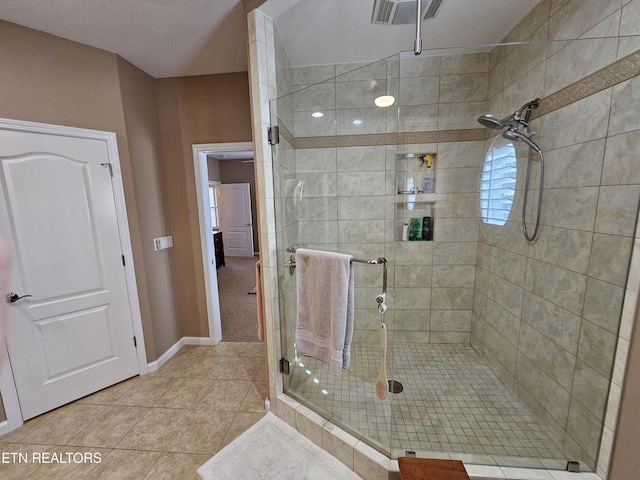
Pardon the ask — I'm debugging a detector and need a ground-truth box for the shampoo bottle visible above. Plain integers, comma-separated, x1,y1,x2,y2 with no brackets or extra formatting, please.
422,216,433,241
422,155,435,193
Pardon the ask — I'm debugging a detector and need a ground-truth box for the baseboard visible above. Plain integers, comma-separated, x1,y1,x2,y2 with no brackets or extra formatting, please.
146,336,211,372
0,420,9,436
183,336,212,345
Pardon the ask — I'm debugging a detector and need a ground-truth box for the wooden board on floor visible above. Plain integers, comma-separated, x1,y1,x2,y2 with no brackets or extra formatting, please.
398,458,470,480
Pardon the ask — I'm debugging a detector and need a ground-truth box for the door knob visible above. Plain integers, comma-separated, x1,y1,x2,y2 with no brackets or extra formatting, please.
7,293,33,304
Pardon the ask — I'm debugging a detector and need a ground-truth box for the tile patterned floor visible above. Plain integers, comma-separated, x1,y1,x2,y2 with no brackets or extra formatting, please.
0,342,267,480
287,342,567,466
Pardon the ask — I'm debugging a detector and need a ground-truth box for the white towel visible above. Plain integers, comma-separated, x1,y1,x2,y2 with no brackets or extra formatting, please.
295,248,354,376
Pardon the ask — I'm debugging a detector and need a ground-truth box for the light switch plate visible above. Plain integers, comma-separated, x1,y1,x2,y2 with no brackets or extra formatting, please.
154,236,173,251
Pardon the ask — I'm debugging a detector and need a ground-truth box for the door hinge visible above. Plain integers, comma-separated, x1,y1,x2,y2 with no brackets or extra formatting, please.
133,336,137,347
267,126,280,145
280,357,290,375
122,255,126,266
566,461,580,473
100,162,114,177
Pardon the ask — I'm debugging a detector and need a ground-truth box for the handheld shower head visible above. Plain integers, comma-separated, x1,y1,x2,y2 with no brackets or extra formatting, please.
477,114,518,130
478,98,544,242
477,115,505,130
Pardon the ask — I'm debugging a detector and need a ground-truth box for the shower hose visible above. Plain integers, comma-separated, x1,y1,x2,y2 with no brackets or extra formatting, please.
522,145,545,242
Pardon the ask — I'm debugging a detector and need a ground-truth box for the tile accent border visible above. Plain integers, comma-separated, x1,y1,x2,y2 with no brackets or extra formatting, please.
292,129,489,149
533,49,640,120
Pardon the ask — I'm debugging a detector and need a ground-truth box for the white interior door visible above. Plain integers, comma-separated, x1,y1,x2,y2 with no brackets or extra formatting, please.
0,126,140,420
216,183,254,257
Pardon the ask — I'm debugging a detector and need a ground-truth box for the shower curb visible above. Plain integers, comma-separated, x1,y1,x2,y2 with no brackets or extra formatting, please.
275,394,603,480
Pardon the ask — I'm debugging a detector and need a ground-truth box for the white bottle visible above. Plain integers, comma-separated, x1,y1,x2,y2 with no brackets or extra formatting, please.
402,222,409,241
422,154,435,193
423,167,434,192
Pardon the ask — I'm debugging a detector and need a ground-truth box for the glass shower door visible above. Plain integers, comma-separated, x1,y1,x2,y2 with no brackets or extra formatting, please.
268,56,402,455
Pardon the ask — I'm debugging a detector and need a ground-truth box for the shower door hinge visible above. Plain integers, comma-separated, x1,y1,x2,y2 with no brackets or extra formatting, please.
267,126,280,145
280,357,290,375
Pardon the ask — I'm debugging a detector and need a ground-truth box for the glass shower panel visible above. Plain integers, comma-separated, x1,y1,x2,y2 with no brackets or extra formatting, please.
387,46,572,465
387,41,640,470
268,87,296,398
267,32,640,472
270,57,403,455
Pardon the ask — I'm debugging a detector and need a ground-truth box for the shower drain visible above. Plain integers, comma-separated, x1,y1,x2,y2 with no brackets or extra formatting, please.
388,380,403,394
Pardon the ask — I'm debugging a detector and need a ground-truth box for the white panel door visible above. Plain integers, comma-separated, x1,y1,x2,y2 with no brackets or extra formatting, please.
0,127,139,419
216,183,254,257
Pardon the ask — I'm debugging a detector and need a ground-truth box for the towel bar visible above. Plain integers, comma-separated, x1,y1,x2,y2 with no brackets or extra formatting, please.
286,245,387,295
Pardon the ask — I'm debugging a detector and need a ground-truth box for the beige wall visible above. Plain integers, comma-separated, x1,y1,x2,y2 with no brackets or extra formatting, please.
156,73,253,337
0,20,188,366
207,156,222,182
117,57,179,357
0,20,220,421
0,20,255,423
0,22,121,422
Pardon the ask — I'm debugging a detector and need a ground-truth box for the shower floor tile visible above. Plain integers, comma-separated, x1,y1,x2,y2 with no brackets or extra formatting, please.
286,343,566,464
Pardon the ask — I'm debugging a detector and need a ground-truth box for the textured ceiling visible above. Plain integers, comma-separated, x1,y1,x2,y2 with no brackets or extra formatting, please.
0,0,251,78
0,0,537,78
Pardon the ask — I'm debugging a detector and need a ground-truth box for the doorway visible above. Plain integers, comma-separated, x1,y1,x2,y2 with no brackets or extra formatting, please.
192,142,259,344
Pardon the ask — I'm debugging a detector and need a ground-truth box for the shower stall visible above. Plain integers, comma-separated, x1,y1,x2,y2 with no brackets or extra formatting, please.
263,23,640,474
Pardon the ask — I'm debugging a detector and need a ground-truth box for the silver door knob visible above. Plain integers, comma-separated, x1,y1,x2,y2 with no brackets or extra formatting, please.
7,293,32,304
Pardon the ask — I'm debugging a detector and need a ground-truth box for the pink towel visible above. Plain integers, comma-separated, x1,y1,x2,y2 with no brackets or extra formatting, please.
256,260,264,341
295,249,354,375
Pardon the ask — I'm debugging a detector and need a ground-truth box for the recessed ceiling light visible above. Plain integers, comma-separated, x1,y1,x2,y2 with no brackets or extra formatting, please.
374,95,395,107
311,112,324,118
352,119,363,125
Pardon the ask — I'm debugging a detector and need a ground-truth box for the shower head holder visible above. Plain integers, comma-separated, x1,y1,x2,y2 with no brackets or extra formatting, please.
514,98,540,124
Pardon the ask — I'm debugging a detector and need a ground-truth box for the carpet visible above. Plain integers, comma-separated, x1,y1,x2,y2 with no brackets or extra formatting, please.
197,413,362,480
217,256,260,342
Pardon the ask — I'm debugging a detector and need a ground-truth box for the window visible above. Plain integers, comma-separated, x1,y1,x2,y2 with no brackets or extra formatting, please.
480,137,517,226
208,182,220,230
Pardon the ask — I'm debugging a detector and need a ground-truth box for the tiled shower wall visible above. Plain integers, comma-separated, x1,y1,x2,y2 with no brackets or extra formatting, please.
274,53,492,345
471,0,640,472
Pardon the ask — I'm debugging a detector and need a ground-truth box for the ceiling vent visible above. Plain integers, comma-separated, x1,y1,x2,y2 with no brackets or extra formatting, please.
371,0,445,25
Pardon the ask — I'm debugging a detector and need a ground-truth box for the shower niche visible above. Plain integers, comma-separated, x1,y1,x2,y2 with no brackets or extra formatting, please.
396,152,436,242
396,152,437,195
